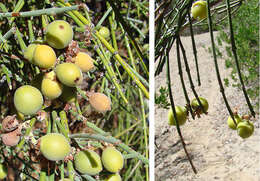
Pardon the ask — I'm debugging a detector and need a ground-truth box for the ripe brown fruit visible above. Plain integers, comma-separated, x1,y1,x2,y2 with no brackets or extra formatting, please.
1,115,19,132
1,127,21,147
89,92,111,112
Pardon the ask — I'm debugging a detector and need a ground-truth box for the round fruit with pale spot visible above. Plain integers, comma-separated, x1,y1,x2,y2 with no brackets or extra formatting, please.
168,106,187,126
45,20,73,49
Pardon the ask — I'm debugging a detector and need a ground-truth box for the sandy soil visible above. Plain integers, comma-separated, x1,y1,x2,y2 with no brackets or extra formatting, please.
155,32,260,181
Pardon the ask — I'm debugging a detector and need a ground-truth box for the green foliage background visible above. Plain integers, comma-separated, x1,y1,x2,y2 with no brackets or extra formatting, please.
216,0,259,108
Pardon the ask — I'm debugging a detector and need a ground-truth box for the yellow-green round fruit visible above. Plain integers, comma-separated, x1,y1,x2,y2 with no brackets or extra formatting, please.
191,0,207,20
191,97,209,113
0,163,7,180
73,52,94,72
14,85,43,115
89,93,111,112
45,20,73,49
40,133,71,161
40,71,63,100
168,106,187,126
59,86,77,103
102,147,124,173
105,173,122,181
227,115,242,130
74,150,103,175
41,78,63,100
99,26,110,39
33,45,56,69
24,44,38,63
55,63,83,87
237,121,254,139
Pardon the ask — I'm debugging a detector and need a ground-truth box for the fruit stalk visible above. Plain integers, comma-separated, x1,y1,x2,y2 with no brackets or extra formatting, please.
176,37,195,119
188,12,201,86
206,0,237,124
95,32,149,99
68,109,110,136
166,46,197,174
225,0,255,117
94,41,128,104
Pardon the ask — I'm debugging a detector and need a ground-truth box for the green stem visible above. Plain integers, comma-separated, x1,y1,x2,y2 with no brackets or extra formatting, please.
16,118,37,151
0,5,80,18
70,133,149,165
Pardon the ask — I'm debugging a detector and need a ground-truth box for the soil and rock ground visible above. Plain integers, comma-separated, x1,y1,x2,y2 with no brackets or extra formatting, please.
155,32,260,181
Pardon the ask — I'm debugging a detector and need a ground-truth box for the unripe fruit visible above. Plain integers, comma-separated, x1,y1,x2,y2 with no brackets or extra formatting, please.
99,26,110,39
102,147,124,173
24,44,37,63
89,93,111,112
237,121,254,139
168,106,187,126
14,85,43,115
1,128,21,147
41,71,63,100
40,133,71,161
55,63,83,87
74,150,103,175
227,115,242,130
191,97,209,113
0,163,7,180
105,173,122,181
1,115,19,132
45,20,73,49
73,52,94,72
33,45,56,69
191,0,207,21
59,86,77,103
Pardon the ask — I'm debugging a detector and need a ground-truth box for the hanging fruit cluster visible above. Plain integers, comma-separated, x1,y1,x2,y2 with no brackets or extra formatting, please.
168,97,209,126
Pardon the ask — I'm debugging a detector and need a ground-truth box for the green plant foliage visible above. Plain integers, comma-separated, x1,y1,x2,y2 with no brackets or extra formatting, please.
217,0,259,104
0,0,149,180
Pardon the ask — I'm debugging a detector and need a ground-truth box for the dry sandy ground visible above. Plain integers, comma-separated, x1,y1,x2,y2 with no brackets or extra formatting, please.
155,32,260,181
